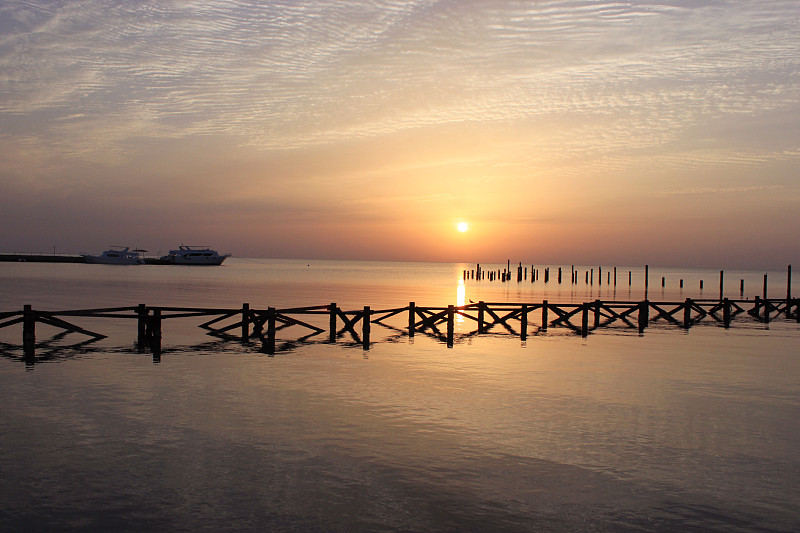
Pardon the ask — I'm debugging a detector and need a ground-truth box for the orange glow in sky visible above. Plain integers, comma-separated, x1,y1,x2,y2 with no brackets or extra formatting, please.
0,2,798,268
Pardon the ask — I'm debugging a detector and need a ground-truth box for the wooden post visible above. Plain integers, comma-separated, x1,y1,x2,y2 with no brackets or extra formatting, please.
363,306,371,349
23,304,35,359
150,308,162,356
581,303,588,337
787,265,792,317
520,305,528,340
638,300,649,332
266,307,276,355
763,274,769,322
590,268,593,285
598,266,602,286
541,300,548,331
558,267,562,284
329,303,337,342
700,280,704,290
719,270,724,301
661,277,665,288
594,299,601,328
478,301,485,333
763,273,768,300
446,305,454,348
628,270,632,286
644,265,649,298
408,302,415,337
544,268,549,283
740,279,744,297
614,267,617,286
137,304,147,349
723,298,731,328
241,303,250,342
680,279,684,289
683,298,692,329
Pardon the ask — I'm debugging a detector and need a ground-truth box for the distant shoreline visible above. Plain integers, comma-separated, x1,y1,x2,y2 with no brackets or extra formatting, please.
0,254,172,265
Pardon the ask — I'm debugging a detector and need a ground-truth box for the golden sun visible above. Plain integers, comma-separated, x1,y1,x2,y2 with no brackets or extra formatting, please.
457,222,469,233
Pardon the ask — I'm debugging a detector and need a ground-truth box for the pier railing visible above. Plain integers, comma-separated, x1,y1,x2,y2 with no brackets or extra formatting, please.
1,297,798,361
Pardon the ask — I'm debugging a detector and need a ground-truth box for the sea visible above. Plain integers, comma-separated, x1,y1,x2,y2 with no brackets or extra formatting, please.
0,258,798,532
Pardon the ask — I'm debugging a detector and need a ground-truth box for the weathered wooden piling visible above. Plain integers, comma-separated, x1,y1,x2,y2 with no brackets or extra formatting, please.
241,303,250,342
787,265,792,317
329,303,337,342
581,303,589,337
594,299,601,328
723,298,731,327
23,304,35,358
683,298,692,329
363,306,371,349
541,300,548,331
558,267,562,283
763,274,768,300
521,304,528,340
680,279,684,289
266,307,276,354
446,305,454,347
614,267,617,285
137,304,147,348
719,271,724,301
638,300,649,332
149,308,162,355
661,277,665,288
408,302,415,337
645,265,649,297
700,280,704,290
478,301,485,333
628,271,632,286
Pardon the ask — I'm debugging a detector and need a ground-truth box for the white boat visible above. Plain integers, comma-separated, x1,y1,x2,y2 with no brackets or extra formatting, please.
82,246,145,265
160,245,230,265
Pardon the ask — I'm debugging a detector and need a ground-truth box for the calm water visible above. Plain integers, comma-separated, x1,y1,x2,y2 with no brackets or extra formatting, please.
1,259,799,531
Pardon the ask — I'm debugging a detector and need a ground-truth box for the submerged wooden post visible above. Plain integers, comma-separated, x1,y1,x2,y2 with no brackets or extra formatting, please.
787,265,792,317
763,274,769,323
446,305,454,348
150,308,162,356
740,279,744,296
329,303,337,342
137,304,147,348
241,303,250,342
266,307,276,354
644,265,649,298
594,299,601,328
408,301,415,337
520,304,528,340
23,304,35,359
581,303,588,337
683,298,692,329
723,298,731,328
614,267,617,286
478,301,485,333
638,300,649,332
558,267,562,284
541,300,548,331
719,270,724,301
363,306,371,349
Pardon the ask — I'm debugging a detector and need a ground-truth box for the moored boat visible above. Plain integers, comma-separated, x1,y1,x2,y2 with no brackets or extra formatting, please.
160,245,230,265
81,246,145,265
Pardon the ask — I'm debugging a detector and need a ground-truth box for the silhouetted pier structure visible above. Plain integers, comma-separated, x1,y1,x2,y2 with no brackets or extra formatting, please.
2,294,798,362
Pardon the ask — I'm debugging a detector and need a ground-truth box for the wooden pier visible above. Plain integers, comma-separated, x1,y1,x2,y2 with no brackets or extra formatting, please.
1,296,798,362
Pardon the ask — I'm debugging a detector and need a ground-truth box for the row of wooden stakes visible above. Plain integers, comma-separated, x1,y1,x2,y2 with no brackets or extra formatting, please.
2,297,798,360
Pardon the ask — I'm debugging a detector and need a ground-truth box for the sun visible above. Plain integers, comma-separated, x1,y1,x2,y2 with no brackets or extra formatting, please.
457,221,469,233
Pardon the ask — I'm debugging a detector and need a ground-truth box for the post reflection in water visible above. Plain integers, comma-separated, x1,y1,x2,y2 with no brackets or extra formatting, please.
456,279,466,324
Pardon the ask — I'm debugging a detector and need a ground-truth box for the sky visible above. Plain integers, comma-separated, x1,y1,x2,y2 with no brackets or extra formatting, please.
1,0,798,268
